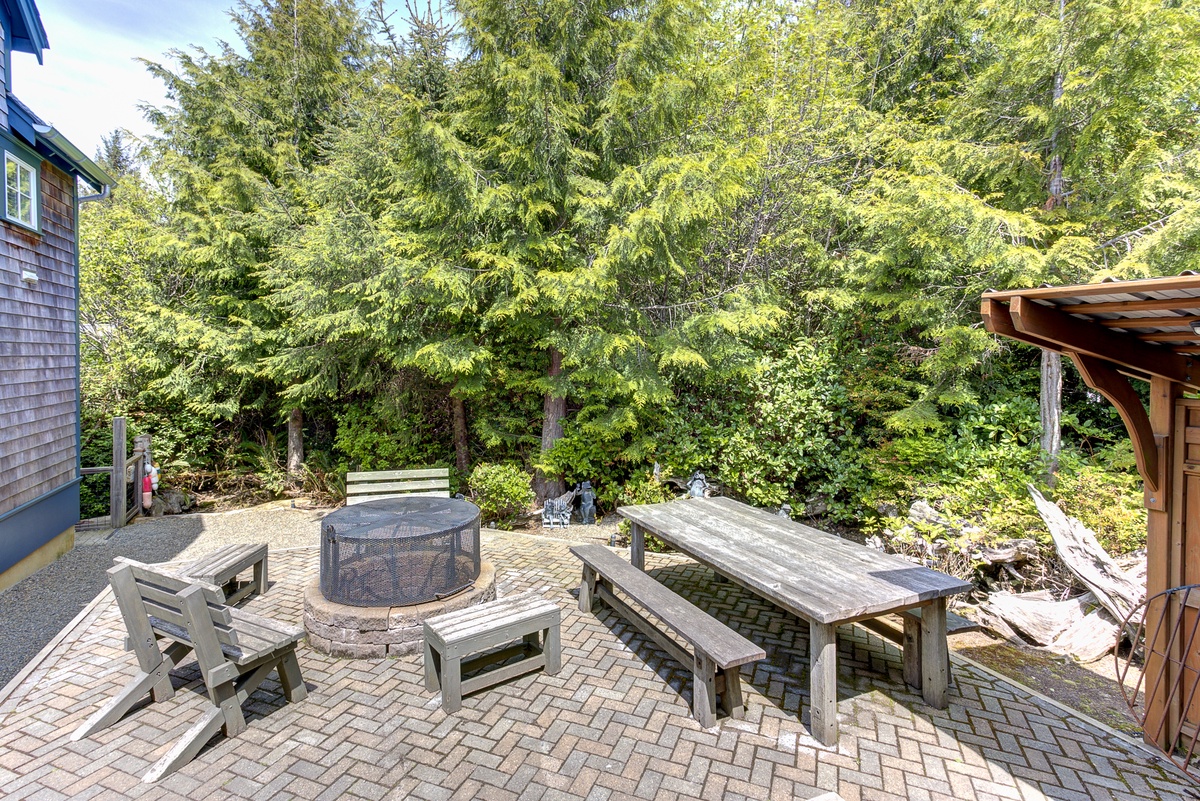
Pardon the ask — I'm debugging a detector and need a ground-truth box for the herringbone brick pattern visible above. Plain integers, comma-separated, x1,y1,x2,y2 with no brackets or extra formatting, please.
0,531,1195,800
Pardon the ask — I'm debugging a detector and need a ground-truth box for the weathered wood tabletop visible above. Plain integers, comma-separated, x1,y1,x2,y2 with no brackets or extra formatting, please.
616,496,973,744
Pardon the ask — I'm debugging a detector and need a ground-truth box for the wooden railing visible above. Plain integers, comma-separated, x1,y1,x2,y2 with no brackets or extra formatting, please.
80,417,150,530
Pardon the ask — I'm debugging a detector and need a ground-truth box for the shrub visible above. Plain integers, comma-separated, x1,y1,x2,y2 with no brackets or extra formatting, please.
469,463,534,529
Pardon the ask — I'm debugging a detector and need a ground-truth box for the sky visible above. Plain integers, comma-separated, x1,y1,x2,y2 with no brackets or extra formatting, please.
12,0,241,158
12,0,409,161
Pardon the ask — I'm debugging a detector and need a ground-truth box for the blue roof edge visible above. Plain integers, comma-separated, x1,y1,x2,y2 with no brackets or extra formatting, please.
6,0,49,63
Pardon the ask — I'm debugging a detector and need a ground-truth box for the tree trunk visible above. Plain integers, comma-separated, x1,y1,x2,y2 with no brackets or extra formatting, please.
534,346,567,502
1044,0,1067,210
286,407,304,475
1039,349,1062,484
452,396,470,473
1039,0,1067,480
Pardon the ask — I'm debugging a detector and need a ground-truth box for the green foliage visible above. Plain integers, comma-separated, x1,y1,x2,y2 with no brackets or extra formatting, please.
656,339,868,518
468,463,535,529
74,0,1188,557
1054,445,1146,556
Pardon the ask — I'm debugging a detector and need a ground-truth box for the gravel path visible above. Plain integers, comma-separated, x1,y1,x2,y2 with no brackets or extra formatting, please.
0,501,331,689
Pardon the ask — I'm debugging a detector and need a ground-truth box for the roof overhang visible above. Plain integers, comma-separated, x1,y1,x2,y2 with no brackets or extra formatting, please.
32,123,116,192
4,0,48,63
982,275,1200,392
981,274,1200,498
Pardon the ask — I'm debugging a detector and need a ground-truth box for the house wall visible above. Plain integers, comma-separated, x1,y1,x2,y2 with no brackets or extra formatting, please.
0,159,78,575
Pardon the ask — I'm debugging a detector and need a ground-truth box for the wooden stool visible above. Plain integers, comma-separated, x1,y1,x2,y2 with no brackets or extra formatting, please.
177,543,268,604
423,591,561,713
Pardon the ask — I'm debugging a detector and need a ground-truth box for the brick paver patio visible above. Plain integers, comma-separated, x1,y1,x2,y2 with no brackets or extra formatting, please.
0,531,1195,800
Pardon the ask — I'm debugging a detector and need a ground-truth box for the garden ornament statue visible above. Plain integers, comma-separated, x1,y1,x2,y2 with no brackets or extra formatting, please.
687,471,709,498
579,481,596,525
777,503,792,519
542,486,578,529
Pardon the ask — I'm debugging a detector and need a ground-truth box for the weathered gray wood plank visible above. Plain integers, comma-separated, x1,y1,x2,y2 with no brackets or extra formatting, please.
571,545,764,669
620,498,972,625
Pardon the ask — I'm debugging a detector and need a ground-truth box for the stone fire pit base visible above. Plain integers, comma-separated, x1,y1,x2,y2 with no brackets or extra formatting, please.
303,561,497,658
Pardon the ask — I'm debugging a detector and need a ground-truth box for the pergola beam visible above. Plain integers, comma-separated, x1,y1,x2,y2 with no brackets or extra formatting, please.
1007,296,1199,390
980,299,1066,354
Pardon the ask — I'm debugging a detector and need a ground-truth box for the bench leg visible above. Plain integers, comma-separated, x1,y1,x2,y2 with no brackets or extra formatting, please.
809,622,838,746
143,706,225,783
424,639,442,692
693,652,717,728
441,656,462,713
278,650,307,703
720,665,745,720
903,614,922,689
545,620,561,676
920,599,950,709
254,553,268,596
579,565,597,612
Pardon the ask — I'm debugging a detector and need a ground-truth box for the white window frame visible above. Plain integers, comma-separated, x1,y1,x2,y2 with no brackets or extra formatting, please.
5,151,37,230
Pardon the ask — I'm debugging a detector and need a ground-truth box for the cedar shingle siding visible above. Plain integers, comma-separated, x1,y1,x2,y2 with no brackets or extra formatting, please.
0,161,77,516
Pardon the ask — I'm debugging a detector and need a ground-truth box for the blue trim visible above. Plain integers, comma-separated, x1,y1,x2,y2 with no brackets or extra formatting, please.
0,479,79,575
3,0,47,62
73,184,80,474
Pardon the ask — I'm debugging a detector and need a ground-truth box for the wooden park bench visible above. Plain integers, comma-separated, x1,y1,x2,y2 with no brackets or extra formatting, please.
345,467,451,505
859,607,979,690
72,559,307,783
570,544,765,728
423,591,561,713
174,543,268,604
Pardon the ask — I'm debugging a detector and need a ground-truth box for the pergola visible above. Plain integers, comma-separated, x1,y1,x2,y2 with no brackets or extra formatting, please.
981,274,1200,761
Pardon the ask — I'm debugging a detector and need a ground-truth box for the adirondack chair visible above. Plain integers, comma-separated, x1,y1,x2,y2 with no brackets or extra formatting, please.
72,558,307,783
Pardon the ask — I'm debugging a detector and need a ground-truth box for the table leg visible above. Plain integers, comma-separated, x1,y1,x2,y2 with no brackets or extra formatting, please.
630,523,645,571
920,598,949,709
902,613,921,689
809,621,838,746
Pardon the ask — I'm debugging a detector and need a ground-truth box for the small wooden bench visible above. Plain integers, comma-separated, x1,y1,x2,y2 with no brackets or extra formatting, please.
176,543,268,604
346,467,451,505
423,591,561,713
571,544,765,728
859,607,979,690
72,559,306,783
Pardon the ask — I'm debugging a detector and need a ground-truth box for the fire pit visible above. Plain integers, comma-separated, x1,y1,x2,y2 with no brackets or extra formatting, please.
321,497,480,606
304,497,497,658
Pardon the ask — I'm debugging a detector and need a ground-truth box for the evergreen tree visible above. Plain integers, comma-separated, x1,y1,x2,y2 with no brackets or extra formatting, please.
140,0,367,473
272,0,773,499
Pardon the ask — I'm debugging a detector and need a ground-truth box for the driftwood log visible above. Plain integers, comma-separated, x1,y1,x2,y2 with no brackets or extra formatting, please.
978,590,1122,663
1028,485,1144,625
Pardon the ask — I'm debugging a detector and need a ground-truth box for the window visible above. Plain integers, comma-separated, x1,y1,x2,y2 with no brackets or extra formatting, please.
5,152,36,229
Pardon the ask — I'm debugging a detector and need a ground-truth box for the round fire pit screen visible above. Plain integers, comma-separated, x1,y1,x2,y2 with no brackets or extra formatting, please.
320,497,481,607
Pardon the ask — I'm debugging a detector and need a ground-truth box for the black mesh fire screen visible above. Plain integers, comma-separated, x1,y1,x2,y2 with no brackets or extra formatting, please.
320,497,481,607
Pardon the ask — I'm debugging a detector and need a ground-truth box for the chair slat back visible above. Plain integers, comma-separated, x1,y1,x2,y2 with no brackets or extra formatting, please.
345,467,451,504
109,559,239,649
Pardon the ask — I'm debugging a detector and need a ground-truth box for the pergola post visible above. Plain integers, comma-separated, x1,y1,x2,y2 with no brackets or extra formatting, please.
1145,377,1180,748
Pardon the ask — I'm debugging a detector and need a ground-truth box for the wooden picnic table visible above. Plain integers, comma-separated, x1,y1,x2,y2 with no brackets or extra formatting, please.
616,496,973,745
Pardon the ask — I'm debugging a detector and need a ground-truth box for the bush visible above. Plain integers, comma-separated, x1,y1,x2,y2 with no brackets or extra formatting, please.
469,463,534,529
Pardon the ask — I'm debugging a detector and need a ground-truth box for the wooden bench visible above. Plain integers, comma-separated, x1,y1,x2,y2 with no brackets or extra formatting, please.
571,544,765,728
175,543,268,604
346,467,451,505
72,558,307,783
423,591,561,713
859,607,979,690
